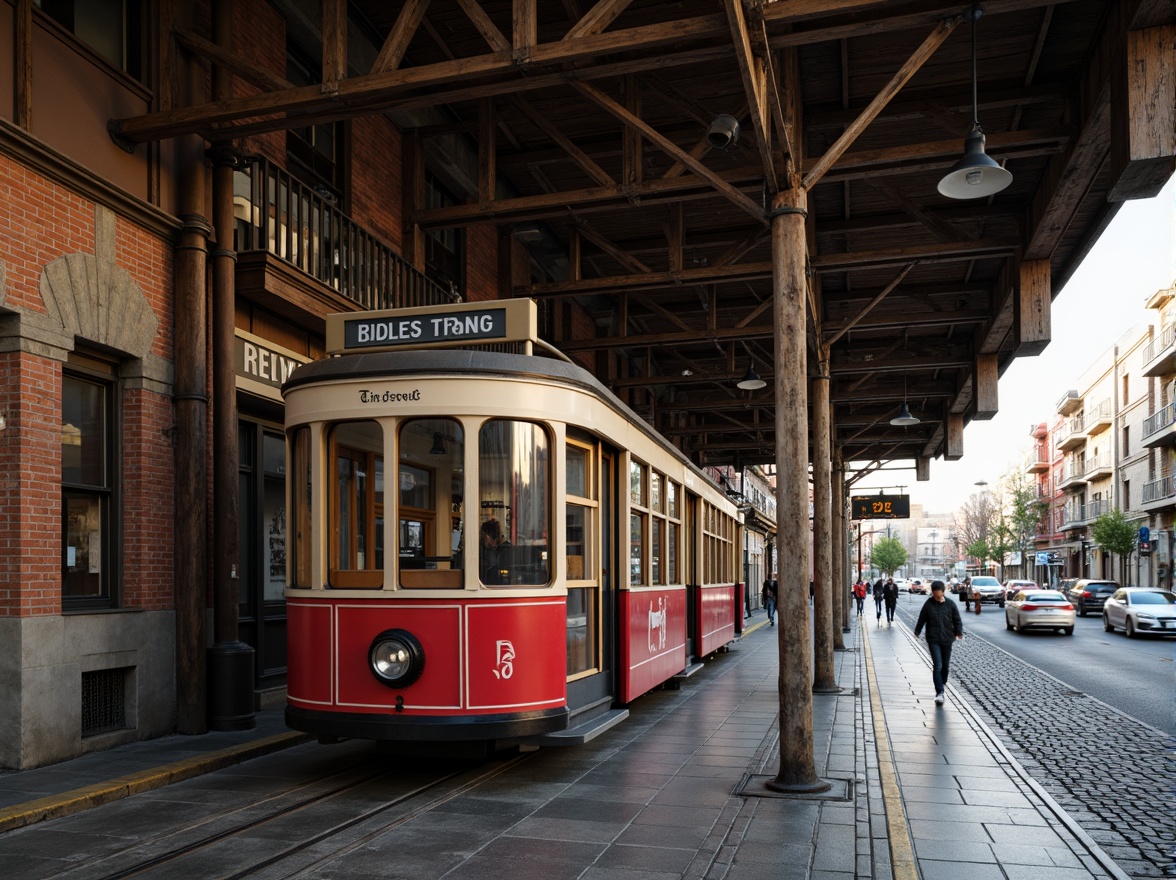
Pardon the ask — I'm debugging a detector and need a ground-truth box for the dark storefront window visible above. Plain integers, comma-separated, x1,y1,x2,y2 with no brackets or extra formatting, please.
37,0,143,79
62,370,116,609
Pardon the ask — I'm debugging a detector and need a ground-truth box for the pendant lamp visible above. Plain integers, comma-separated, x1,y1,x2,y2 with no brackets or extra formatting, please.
937,5,1012,200
737,363,766,390
890,375,920,426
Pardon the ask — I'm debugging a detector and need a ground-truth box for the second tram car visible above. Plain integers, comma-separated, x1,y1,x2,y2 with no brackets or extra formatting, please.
283,300,743,750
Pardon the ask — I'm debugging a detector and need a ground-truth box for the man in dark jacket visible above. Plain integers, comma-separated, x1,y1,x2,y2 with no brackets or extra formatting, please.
913,580,964,705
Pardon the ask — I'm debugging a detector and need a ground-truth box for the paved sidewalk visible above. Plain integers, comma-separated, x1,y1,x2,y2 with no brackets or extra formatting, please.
0,613,1135,880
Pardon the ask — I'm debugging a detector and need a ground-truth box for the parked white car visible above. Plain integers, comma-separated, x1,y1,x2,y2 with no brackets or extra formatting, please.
1102,588,1176,638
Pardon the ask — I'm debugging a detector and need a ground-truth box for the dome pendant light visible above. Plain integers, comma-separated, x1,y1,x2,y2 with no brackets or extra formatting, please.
737,362,766,390
890,375,921,426
937,5,1012,200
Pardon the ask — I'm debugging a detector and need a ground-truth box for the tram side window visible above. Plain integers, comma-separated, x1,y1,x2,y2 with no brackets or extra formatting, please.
629,460,647,585
289,426,311,588
330,421,384,589
398,419,464,588
479,420,550,586
666,480,680,584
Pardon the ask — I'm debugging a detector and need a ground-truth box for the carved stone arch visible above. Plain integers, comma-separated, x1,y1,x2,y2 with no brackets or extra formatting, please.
38,253,158,359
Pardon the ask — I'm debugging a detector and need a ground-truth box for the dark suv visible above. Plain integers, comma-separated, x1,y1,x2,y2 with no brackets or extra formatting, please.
1066,579,1119,616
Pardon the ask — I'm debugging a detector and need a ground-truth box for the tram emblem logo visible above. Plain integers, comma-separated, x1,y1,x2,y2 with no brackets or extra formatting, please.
493,640,515,679
648,597,667,653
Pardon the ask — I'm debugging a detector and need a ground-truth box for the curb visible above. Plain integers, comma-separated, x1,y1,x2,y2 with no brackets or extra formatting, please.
0,731,310,834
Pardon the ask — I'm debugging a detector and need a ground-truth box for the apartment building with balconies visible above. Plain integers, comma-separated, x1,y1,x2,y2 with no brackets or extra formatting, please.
1036,283,1176,587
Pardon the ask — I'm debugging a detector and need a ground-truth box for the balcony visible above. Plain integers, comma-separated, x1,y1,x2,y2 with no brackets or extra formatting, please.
1025,446,1051,473
1087,498,1109,521
1056,415,1086,451
1142,324,1176,377
1084,399,1112,435
1056,389,1082,415
233,158,458,320
1084,452,1112,481
1142,401,1176,448
1141,476,1176,511
1058,460,1087,491
1061,501,1086,529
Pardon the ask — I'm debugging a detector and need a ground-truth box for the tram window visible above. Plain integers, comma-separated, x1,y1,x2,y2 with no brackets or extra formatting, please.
566,586,598,676
667,481,680,583
398,419,463,588
630,513,645,584
478,420,550,586
329,421,384,589
629,460,645,506
289,426,311,588
651,518,663,584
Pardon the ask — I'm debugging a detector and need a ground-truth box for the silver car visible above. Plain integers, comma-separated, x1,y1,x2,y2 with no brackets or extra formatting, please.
1102,588,1176,638
970,575,1004,605
1004,590,1075,635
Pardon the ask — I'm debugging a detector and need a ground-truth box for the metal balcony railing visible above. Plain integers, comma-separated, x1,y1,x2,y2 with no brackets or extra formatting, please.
1143,476,1176,504
1084,453,1111,476
1143,401,1176,438
1143,324,1176,364
1062,502,1085,527
1087,498,1109,520
234,158,458,311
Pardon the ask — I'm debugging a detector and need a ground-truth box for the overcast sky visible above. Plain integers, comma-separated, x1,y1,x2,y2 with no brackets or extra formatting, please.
851,175,1176,516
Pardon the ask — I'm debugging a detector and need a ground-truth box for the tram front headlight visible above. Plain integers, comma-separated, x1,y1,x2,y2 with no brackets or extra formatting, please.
369,629,425,688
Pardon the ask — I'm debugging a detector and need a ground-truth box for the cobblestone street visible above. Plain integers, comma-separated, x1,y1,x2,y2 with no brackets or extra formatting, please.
894,604,1175,879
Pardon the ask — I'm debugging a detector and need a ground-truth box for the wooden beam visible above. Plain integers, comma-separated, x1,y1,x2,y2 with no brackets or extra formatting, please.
666,204,684,272
823,262,918,348
14,0,31,130
973,352,999,419
371,0,431,74
479,99,496,202
1014,258,1051,356
514,0,538,63
564,0,633,40
944,413,965,460
173,28,293,93
866,180,973,242
723,0,776,189
1109,25,1176,201
802,16,959,190
577,222,651,274
508,97,615,187
620,75,643,189
572,81,768,224
322,0,348,88
455,0,511,53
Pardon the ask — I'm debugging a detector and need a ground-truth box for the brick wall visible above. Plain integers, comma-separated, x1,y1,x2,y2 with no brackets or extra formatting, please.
350,116,404,251
0,156,176,618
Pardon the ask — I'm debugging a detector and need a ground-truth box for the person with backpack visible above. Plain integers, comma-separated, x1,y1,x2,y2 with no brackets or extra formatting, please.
852,579,867,616
872,578,885,622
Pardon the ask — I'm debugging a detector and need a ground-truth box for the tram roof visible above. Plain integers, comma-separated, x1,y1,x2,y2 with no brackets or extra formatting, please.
115,0,1175,476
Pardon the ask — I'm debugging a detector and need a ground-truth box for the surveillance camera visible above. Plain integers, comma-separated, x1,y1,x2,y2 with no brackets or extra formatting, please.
707,114,740,150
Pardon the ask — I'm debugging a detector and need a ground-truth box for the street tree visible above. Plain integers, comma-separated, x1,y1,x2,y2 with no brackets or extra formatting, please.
1090,508,1137,584
953,486,1001,573
1004,472,1048,577
871,537,908,576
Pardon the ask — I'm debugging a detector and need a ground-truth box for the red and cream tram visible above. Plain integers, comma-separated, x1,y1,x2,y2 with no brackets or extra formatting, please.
283,300,743,750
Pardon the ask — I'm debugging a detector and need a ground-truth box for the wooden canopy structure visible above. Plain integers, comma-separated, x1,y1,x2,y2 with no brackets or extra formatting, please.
113,0,1173,473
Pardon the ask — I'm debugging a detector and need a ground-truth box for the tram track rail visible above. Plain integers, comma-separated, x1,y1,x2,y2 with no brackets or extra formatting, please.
48,749,534,880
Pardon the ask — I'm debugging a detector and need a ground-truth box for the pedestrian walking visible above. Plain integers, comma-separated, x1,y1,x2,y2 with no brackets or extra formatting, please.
852,579,867,615
961,576,972,612
872,578,885,622
761,574,778,626
913,580,964,705
883,578,899,624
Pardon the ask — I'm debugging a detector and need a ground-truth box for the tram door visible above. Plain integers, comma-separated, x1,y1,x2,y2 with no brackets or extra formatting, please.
565,440,615,717
683,492,699,659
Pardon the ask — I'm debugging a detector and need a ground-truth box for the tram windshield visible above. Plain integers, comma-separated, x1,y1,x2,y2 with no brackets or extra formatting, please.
397,418,464,588
478,420,550,586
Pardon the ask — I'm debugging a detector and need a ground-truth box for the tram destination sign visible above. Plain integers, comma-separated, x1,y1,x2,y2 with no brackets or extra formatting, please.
327,299,538,355
851,495,910,520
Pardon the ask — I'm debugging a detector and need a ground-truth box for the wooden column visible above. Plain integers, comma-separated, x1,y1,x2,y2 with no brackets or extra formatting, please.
1109,25,1176,202
832,453,847,650
811,373,838,692
766,184,828,794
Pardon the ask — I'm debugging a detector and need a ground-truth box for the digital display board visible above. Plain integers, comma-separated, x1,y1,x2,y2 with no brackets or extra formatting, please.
851,495,910,519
